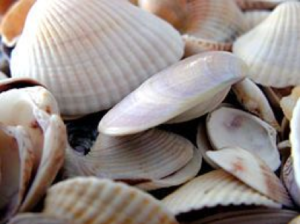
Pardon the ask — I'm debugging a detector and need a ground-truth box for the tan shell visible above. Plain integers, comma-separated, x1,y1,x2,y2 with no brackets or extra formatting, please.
8,214,74,224
43,177,179,224
206,107,280,171
10,0,184,116
162,170,281,216
280,86,300,120
233,2,300,87
207,147,293,208
0,0,15,17
99,52,247,136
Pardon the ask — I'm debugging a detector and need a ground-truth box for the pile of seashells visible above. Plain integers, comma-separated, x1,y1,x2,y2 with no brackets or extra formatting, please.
1,0,300,223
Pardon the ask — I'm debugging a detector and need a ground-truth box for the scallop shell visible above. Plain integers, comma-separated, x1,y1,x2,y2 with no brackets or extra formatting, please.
0,0,36,47
232,78,280,130
43,177,179,224
280,86,300,120
64,129,195,187
206,147,293,208
10,0,184,116
162,170,281,216
0,125,34,224
233,2,300,87
206,107,280,171
8,214,74,224
99,52,247,136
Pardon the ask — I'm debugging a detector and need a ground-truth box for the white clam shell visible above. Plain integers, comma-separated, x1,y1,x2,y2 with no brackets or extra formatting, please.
207,147,293,208
43,177,179,224
162,170,281,216
233,2,300,87
99,52,247,136
243,10,270,31
206,107,280,171
10,0,184,116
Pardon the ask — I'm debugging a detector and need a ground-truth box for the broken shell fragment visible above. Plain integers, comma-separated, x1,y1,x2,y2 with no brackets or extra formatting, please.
43,177,179,224
206,107,280,171
162,170,281,216
10,0,184,116
206,147,293,208
233,2,300,87
99,51,247,136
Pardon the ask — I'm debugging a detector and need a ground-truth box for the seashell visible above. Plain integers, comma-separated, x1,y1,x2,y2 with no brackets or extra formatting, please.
235,0,296,10
162,169,281,216
233,2,300,88
8,214,74,224
280,86,300,120
189,208,299,224
282,156,300,207
182,35,232,57
0,71,7,80
290,215,300,224
0,124,34,224
43,177,179,224
99,52,247,136
196,120,219,169
206,106,280,171
10,0,184,116
232,78,280,130
0,0,15,17
0,0,36,47
206,147,293,208
64,129,196,189
243,10,270,31
136,145,202,191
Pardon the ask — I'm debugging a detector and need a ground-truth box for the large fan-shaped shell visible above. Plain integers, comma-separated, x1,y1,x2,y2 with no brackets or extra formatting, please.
43,177,178,224
233,2,300,87
99,52,247,136
10,0,184,116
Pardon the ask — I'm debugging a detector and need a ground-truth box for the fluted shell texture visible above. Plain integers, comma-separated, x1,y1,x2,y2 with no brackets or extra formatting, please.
10,0,184,116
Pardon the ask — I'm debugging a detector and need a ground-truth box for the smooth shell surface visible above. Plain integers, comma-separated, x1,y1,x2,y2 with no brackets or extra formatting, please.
43,177,179,224
99,52,247,136
10,0,184,116
233,2,300,87
280,86,300,120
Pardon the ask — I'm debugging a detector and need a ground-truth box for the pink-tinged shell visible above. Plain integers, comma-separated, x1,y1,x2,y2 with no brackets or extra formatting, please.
235,0,296,10
99,52,247,136
10,0,184,116
43,177,179,224
207,147,293,208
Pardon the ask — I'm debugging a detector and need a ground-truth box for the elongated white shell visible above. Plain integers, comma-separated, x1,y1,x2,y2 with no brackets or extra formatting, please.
233,2,300,87
207,147,293,208
162,170,281,216
10,0,184,116
99,52,247,136
43,177,179,224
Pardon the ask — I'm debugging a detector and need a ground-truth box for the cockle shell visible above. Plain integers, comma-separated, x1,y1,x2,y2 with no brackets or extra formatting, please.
232,78,280,130
233,2,300,87
8,214,74,224
162,170,281,216
0,0,36,47
206,107,280,171
10,0,184,116
280,86,300,120
43,177,179,224
99,52,247,136
207,147,293,208
64,129,197,189
0,125,34,224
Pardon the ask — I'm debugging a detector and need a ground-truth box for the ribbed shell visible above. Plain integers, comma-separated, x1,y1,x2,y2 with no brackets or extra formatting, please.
206,107,280,171
99,52,247,136
280,86,300,120
233,2,300,87
43,177,178,224
10,0,184,116
162,170,280,216
207,147,293,208
8,214,74,224
243,10,270,31
64,129,194,182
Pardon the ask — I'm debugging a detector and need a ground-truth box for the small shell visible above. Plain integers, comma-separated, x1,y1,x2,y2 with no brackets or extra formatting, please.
8,214,74,224
206,107,280,171
206,147,293,208
233,2,300,87
280,86,300,120
99,52,247,136
232,78,280,130
10,0,184,116
43,177,179,224
162,170,281,216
